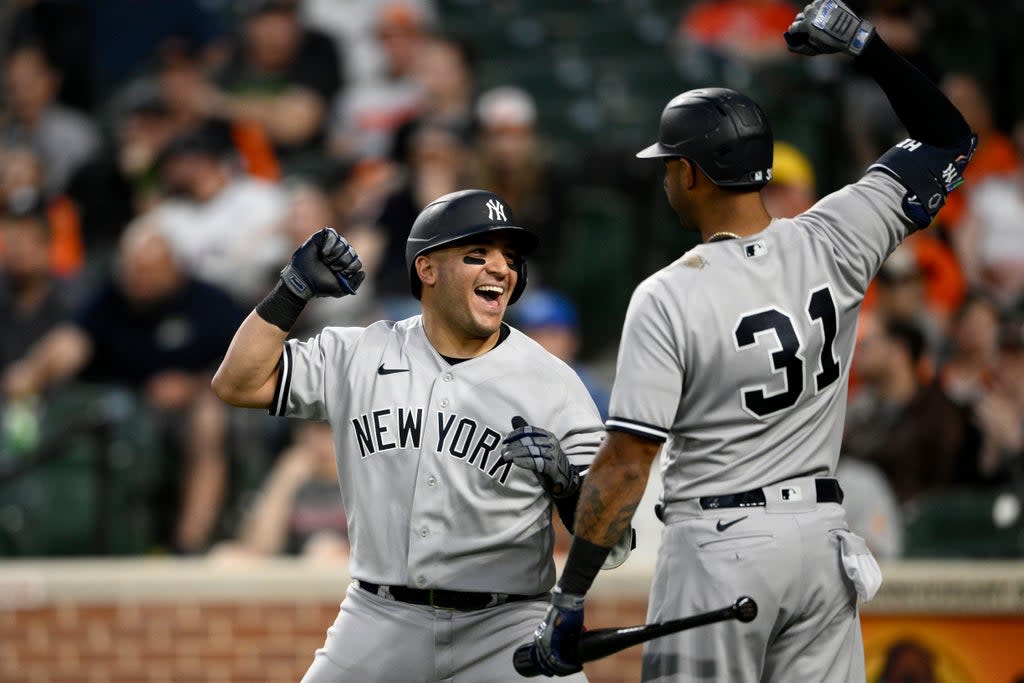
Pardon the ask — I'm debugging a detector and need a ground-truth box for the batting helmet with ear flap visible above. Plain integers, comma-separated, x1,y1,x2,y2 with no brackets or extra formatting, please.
637,87,773,190
406,189,538,303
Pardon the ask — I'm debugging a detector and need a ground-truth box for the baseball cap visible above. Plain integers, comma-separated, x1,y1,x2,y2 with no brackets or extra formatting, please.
515,290,578,329
477,86,537,129
770,141,815,190
156,127,230,169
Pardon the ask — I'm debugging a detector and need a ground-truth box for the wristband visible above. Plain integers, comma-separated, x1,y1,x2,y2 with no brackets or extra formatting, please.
558,536,613,595
255,280,307,331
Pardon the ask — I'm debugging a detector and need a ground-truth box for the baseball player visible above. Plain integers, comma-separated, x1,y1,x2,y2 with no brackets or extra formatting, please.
212,189,609,681
523,1,976,681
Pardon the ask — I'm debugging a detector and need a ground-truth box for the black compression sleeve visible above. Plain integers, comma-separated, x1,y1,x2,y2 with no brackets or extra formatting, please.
558,536,612,595
853,36,970,147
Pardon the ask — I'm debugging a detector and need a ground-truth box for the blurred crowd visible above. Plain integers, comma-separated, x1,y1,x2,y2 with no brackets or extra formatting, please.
0,0,1021,561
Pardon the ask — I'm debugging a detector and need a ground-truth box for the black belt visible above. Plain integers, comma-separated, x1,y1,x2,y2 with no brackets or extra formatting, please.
356,581,543,611
699,478,844,510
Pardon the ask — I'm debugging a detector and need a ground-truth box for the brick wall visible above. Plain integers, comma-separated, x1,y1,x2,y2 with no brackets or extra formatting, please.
1,600,651,683
3,559,1023,683
0,559,652,683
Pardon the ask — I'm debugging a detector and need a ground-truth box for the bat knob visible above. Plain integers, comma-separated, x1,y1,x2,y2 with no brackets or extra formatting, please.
513,643,541,677
734,596,758,623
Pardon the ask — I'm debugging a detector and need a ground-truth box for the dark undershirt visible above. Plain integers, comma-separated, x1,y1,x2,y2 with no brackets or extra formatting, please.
439,323,511,365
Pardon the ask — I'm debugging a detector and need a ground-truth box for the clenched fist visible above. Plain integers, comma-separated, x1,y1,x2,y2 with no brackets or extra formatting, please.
280,227,365,300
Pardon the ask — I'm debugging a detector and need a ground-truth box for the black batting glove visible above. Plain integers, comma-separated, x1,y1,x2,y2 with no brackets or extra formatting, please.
501,419,580,499
530,587,585,677
280,227,365,301
784,0,875,57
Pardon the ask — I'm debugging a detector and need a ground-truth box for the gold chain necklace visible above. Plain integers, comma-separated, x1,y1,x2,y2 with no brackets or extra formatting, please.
707,231,741,242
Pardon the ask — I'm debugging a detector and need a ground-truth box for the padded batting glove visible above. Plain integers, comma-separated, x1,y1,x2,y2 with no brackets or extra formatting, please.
280,227,365,301
784,0,875,57
530,587,585,677
501,418,580,499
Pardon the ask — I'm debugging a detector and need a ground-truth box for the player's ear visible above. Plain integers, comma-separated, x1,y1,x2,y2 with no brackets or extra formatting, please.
681,159,699,190
415,254,437,289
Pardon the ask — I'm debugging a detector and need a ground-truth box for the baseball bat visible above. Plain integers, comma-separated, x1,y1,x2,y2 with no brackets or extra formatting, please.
512,596,757,678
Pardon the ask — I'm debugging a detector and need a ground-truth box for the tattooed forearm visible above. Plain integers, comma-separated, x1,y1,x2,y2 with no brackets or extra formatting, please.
574,432,659,548
576,481,643,547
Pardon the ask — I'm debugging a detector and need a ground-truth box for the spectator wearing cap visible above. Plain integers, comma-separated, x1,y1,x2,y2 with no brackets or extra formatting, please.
371,119,474,301
762,140,816,219
149,127,289,307
471,86,570,287
512,289,611,421
66,90,178,257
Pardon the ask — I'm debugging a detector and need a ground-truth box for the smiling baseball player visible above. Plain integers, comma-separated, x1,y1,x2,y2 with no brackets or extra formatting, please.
212,189,606,681
523,1,977,681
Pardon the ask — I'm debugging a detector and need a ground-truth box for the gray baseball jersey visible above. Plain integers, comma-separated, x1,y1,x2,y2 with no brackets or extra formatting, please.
608,171,910,682
273,315,604,594
608,172,909,501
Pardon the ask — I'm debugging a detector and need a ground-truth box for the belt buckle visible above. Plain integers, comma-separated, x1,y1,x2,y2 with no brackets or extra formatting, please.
428,589,455,610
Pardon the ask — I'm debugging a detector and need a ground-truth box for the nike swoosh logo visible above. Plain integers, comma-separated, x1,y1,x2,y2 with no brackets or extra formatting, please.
715,516,748,532
377,363,410,375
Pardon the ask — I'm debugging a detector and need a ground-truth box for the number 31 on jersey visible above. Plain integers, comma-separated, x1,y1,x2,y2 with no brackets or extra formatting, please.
733,285,840,418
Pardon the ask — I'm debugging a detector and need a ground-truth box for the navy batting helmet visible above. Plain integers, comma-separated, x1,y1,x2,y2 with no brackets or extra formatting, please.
406,189,538,303
636,88,773,190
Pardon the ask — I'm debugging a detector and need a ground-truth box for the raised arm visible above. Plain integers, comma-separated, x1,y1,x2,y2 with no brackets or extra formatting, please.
211,226,365,409
785,0,976,228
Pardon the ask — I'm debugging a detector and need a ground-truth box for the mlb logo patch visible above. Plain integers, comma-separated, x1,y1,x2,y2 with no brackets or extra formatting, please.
745,240,767,258
780,486,802,501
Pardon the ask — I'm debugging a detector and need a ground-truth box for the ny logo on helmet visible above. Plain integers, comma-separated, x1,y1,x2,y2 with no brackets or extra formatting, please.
485,199,507,222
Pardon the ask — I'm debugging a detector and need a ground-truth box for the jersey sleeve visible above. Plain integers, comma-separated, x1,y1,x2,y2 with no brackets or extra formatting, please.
553,367,606,474
606,278,682,443
270,326,361,420
795,172,912,292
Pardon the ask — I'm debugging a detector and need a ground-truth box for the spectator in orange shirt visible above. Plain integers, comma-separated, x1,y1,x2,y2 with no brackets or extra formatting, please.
679,0,797,63
937,72,1018,233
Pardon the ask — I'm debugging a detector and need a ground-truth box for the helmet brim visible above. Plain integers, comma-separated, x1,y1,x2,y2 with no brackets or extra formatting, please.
636,142,678,159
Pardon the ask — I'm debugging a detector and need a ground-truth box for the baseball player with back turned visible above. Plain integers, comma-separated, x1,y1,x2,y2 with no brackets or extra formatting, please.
522,1,976,681
212,188,631,681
